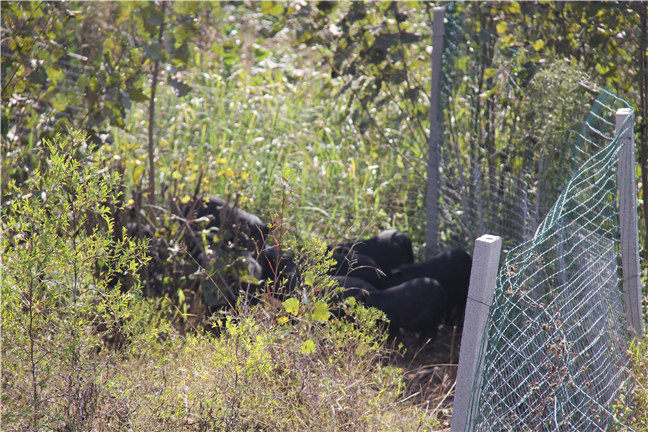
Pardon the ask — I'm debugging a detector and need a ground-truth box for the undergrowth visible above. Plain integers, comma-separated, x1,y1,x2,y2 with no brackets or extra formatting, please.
1,134,443,431
95,303,440,431
614,332,648,431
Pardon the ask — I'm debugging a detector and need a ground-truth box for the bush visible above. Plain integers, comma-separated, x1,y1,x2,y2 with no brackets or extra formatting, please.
1,133,171,430
94,299,440,431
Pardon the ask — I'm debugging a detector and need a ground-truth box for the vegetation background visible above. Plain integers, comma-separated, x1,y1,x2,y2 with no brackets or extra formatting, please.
2,1,647,430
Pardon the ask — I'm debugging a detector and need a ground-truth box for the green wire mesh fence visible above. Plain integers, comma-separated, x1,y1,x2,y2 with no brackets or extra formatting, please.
435,4,641,431
434,3,621,253
464,95,636,431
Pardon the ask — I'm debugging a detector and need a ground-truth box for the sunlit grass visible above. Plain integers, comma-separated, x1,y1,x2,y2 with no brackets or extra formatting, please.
113,67,430,253
94,305,443,431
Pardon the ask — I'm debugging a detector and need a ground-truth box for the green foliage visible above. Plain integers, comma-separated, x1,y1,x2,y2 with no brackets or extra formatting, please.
614,333,648,430
0,148,440,428
96,294,430,430
112,68,423,243
1,132,171,430
1,1,205,195
281,1,432,142
3,3,647,430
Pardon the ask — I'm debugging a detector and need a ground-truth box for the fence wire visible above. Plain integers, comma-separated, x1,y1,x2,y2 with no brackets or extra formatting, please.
436,4,640,431
435,3,621,253
465,98,636,431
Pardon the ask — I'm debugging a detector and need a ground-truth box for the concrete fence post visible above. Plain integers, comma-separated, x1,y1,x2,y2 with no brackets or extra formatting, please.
450,234,502,432
425,6,445,259
616,108,644,337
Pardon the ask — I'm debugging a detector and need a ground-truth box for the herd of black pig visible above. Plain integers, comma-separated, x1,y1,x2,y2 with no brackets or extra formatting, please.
194,195,473,342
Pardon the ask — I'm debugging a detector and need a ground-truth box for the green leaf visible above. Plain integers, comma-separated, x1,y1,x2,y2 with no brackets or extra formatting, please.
171,42,190,64
504,2,521,14
177,288,185,305
484,67,498,80
46,66,64,86
146,10,163,27
126,86,149,102
145,42,163,61
310,301,330,322
283,297,299,316
300,339,315,354
51,93,68,112
260,1,284,16
254,46,269,62
119,89,132,111
304,272,315,287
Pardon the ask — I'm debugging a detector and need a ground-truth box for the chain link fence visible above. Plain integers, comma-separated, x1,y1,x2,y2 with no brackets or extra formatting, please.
434,3,625,253
436,4,641,430
465,96,637,431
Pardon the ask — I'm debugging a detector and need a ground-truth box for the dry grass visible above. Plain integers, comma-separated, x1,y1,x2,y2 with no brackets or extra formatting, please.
88,304,445,431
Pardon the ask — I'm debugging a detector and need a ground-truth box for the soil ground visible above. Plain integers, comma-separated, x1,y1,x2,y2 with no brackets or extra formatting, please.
388,324,463,429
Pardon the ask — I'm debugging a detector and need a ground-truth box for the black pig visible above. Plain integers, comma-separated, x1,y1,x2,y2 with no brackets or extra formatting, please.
331,229,414,274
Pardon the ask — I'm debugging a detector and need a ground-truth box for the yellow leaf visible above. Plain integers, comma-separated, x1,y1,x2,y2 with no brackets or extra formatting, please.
181,195,191,204
304,272,315,287
218,167,234,178
300,339,315,354
260,1,283,16
505,2,521,14
310,301,330,322
484,68,498,80
132,165,144,183
277,316,289,325
172,170,182,180
283,298,300,316
496,22,508,34
216,157,227,165
532,40,545,51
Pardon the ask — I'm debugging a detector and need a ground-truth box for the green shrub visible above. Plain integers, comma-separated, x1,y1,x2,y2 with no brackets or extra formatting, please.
1,132,171,430
96,299,440,431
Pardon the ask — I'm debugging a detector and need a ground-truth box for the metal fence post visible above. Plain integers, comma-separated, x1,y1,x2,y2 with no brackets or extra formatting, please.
616,108,644,337
425,6,445,258
450,234,502,432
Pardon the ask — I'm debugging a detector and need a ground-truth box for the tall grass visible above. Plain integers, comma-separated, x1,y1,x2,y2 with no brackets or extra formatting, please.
113,65,430,254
